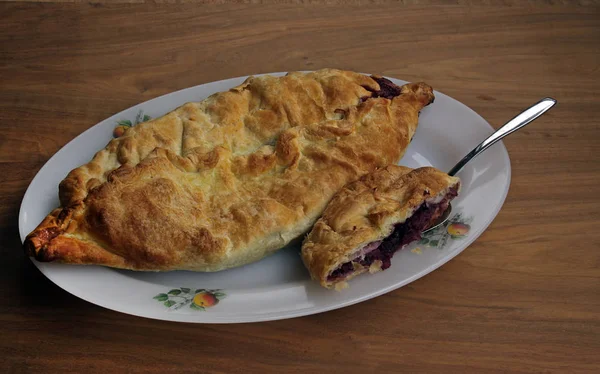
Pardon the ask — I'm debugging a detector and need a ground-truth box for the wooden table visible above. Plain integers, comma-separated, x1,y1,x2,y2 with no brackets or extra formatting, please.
1,2,599,373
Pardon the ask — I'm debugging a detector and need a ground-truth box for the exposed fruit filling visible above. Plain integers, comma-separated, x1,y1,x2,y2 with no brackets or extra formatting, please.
328,186,459,281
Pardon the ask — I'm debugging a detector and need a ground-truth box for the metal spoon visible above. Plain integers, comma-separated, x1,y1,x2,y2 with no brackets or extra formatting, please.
422,97,557,233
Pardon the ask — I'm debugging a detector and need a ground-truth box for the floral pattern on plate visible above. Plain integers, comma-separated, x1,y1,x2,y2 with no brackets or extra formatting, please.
113,109,152,138
418,211,473,250
153,288,226,311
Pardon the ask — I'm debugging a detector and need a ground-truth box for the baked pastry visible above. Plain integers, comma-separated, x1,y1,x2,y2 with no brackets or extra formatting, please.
301,165,460,289
24,69,435,272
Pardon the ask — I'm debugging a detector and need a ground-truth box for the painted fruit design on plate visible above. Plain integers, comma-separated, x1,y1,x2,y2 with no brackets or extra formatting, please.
193,291,219,308
153,287,225,311
113,110,152,138
417,211,473,250
447,222,470,238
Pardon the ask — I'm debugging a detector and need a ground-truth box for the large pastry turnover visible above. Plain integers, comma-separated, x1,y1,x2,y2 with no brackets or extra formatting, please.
301,165,460,289
24,69,435,272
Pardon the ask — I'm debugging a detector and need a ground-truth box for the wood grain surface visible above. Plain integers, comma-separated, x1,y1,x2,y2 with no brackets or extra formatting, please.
1,2,599,373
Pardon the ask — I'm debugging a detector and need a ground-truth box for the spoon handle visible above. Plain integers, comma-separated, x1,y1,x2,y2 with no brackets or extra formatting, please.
447,97,557,177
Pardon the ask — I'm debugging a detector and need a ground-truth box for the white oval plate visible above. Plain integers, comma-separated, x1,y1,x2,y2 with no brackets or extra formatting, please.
19,72,510,323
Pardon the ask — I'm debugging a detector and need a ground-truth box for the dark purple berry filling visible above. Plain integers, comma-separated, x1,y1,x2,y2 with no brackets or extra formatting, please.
360,76,403,103
368,76,403,100
328,186,458,281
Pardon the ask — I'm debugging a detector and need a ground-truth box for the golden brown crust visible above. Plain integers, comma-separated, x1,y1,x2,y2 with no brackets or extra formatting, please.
25,69,435,272
301,165,460,288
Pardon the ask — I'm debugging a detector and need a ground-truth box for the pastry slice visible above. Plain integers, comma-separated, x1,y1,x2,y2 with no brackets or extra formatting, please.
301,165,460,289
24,69,435,272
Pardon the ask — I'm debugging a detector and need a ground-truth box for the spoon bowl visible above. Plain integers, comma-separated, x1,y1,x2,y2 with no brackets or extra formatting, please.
423,203,452,234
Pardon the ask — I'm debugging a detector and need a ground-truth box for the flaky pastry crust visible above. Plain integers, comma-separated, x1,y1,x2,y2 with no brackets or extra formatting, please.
24,69,434,272
301,165,460,288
